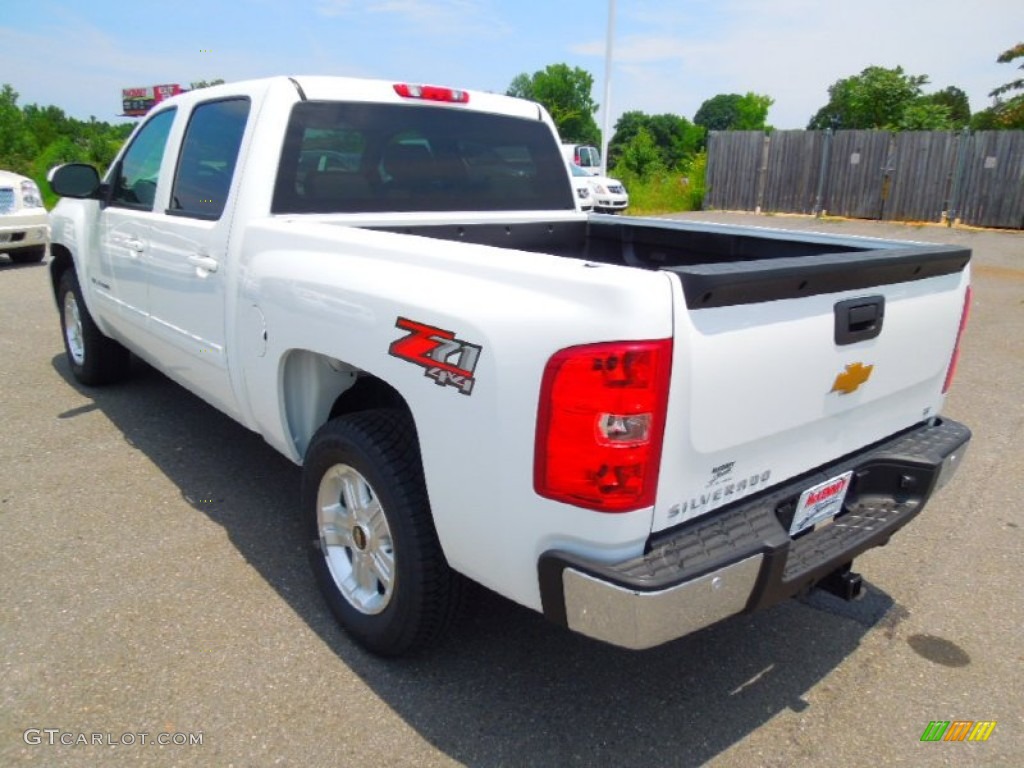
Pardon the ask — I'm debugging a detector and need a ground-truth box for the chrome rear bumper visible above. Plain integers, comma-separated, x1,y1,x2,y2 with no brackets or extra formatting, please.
539,418,971,650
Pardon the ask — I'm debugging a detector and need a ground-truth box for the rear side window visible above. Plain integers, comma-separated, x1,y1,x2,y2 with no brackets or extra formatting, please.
109,108,176,210
273,102,574,214
170,98,250,219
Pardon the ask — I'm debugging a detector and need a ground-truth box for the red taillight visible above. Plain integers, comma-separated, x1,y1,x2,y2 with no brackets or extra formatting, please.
535,339,672,513
393,83,469,103
942,285,972,394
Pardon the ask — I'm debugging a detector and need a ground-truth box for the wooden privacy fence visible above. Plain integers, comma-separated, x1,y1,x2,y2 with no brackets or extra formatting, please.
705,129,1024,229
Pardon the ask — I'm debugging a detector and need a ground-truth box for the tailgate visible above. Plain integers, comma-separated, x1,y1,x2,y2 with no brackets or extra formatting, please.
652,237,971,533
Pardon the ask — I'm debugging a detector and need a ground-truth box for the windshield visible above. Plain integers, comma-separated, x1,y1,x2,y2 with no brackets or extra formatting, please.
273,102,575,214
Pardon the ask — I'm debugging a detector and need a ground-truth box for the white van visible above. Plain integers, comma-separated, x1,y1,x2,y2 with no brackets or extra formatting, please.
561,143,601,175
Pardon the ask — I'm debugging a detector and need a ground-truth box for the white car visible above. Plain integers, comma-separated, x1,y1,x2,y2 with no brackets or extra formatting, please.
0,170,48,264
587,173,629,214
569,163,628,214
568,163,594,211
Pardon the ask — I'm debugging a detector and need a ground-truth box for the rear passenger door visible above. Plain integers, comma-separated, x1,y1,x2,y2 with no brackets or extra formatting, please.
144,96,251,418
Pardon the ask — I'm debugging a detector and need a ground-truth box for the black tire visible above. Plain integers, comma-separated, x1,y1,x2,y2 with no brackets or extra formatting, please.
57,269,131,386
303,409,464,656
7,245,46,264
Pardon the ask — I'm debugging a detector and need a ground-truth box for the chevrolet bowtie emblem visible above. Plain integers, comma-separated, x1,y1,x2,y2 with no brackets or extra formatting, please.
831,362,874,395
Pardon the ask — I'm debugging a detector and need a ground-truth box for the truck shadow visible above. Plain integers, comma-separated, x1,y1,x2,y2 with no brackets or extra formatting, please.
52,355,896,768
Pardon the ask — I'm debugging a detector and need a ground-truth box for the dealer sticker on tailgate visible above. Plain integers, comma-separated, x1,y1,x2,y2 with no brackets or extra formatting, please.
789,471,854,536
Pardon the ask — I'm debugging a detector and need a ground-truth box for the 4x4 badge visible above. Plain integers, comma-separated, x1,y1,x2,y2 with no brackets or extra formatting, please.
831,362,874,395
389,317,482,395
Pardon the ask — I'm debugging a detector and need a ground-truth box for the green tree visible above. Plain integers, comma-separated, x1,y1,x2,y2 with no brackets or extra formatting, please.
990,42,1024,100
1,83,135,206
969,108,1002,130
85,121,131,169
608,110,703,170
0,85,38,174
807,66,929,129
189,78,226,90
922,86,971,128
507,64,600,145
506,73,534,100
978,42,1024,129
607,111,648,159
734,92,774,130
894,101,953,131
694,94,743,131
692,91,770,148
614,127,663,179
21,103,72,153
694,92,772,137
647,112,704,166
30,136,88,179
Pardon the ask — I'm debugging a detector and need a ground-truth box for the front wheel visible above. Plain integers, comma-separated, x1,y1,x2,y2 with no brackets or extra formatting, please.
57,269,130,385
303,409,465,656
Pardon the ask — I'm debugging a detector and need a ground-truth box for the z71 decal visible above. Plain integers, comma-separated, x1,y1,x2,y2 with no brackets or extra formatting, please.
389,317,482,395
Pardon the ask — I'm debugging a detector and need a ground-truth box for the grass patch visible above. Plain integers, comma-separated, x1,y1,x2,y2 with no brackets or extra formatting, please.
614,152,706,216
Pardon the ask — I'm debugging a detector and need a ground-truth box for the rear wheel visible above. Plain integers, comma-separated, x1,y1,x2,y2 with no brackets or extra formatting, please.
57,270,130,385
7,245,45,264
303,409,464,656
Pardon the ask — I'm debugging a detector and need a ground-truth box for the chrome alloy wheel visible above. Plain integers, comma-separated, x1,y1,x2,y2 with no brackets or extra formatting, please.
316,464,395,615
63,290,86,366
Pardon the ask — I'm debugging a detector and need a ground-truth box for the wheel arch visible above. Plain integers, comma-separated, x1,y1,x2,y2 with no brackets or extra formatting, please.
280,349,415,461
49,243,75,306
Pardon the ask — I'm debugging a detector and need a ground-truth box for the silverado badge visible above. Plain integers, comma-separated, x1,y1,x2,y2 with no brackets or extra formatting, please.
831,362,874,395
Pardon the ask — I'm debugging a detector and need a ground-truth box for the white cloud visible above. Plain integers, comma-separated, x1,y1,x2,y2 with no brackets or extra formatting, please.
576,0,1024,128
3,0,1020,131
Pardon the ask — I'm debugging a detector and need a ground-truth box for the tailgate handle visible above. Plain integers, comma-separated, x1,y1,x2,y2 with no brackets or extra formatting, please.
835,296,885,345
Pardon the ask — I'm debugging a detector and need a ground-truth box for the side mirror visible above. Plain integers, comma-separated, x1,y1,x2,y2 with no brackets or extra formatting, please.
49,163,102,199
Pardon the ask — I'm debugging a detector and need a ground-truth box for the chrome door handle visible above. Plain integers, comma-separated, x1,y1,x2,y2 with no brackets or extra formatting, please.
125,238,145,253
187,254,219,273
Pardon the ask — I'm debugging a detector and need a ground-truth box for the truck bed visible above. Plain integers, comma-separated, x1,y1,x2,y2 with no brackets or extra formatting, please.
372,216,971,308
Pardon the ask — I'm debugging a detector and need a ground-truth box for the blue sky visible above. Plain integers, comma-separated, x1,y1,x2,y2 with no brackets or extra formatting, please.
2,0,1022,130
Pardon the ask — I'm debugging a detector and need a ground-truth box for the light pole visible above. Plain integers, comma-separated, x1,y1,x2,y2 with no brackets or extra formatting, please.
600,0,616,176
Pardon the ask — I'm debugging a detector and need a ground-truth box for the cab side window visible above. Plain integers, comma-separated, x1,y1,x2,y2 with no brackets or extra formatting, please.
169,98,250,220
109,108,176,210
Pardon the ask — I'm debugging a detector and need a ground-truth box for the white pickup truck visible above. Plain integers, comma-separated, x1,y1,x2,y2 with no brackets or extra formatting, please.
48,76,972,656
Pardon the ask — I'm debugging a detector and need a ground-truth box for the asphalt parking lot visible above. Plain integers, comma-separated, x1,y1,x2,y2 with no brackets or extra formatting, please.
1,212,1021,767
